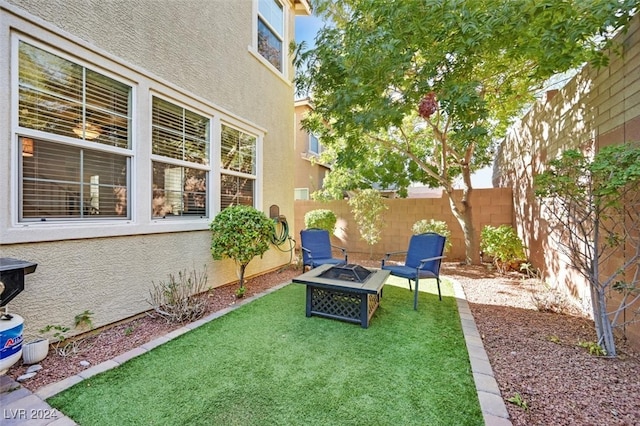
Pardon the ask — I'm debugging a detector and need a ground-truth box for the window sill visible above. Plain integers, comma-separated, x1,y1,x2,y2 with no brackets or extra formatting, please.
2,218,212,244
247,45,292,87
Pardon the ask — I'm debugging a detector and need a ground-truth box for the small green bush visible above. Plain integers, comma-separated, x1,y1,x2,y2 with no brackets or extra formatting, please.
210,205,275,290
304,209,337,233
411,219,452,253
480,225,526,273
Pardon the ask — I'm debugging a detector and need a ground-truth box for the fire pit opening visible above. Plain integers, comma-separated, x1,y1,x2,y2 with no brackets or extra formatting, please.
318,264,372,283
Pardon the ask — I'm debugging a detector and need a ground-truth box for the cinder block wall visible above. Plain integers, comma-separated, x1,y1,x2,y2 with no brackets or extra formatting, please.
494,14,640,350
293,188,513,261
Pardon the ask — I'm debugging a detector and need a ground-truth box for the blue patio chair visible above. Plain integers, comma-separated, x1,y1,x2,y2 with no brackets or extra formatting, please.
381,232,446,310
300,228,348,271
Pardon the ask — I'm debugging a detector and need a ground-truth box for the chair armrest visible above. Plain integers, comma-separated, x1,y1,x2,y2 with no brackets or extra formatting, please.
301,246,312,258
383,251,407,260
331,245,347,254
381,251,407,267
418,255,446,268
331,245,348,262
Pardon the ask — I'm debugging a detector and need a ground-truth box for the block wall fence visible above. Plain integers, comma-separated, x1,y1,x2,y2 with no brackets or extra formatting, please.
494,14,640,350
293,188,513,261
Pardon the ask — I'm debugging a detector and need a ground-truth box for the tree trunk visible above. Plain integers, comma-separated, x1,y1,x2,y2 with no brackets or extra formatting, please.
444,186,480,265
593,286,617,356
238,263,247,289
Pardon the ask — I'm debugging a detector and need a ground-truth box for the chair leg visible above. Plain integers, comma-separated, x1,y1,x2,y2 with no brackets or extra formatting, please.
437,277,442,301
407,278,412,291
413,278,419,310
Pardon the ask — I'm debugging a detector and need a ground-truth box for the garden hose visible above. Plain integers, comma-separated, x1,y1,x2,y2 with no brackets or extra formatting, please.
271,215,296,269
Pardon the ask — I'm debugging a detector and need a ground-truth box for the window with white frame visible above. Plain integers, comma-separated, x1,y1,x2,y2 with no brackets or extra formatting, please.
257,0,284,72
309,133,321,155
17,41,132,220
294,188,309,200
220,124,257,208
151,96,210,218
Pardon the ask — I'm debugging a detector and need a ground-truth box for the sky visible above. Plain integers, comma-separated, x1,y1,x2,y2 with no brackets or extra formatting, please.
295,14,324,47
293,14,494,188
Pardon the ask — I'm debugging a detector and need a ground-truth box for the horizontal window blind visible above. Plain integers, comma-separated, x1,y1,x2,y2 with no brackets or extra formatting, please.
21,137,129,219
221,125,256,174
220,174,254,209
19,41,131,149
152,97,209,164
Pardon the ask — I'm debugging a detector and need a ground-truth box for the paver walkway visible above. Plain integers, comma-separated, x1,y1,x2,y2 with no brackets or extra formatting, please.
0,279,511,425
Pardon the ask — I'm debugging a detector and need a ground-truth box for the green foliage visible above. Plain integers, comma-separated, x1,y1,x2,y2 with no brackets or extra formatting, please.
294,0,636,263
506,392,529,411
547,335,561,344
39,324,70,343
210,205,275,289
412,219,452,253
480,225,526,272
304,209,337,233
347,189,388,247
74,310,94,330
578,341,607,356
295,0,635,195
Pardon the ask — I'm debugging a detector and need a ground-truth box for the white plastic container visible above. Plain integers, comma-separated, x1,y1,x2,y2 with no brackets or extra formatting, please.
22,338,49,364
0,313,24,375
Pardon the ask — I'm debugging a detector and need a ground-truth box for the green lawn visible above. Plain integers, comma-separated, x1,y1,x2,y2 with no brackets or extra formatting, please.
48,277,482,425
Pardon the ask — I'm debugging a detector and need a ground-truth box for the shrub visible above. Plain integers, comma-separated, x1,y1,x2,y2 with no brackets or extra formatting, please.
148,267,209,323
348,189,387,248
304,209,337,233
412,219,452,253
210,205,275,290
480,225,526,273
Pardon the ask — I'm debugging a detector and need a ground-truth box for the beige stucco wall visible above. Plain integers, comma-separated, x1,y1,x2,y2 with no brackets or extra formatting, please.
0,1,300,336
294,188,514,261
293,101,330,197
495,14,640,347
6,232,289,338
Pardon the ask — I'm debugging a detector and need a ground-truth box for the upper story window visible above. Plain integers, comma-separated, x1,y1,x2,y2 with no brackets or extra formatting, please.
18,41,132,220
309,133,321,155
151,97,210,218
257,0,284,72
220,124,257,208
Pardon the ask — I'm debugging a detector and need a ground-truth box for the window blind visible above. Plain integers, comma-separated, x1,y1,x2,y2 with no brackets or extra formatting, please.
151,97,209,164
18,41,131,149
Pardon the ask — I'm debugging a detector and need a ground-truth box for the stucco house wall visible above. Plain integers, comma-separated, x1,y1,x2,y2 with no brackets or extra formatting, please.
494,14,640,347
0,0,308,337
293,99,330,199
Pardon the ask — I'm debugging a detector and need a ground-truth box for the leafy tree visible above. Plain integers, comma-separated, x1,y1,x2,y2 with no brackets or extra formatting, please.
295,0,636,264
347,189,388,256
535,144,640,357
210,205,275,293
480,225,527,273
304,209,337,232
412,219,452,254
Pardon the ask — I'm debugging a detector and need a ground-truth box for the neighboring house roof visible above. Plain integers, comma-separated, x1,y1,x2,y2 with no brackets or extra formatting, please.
294,0,312,15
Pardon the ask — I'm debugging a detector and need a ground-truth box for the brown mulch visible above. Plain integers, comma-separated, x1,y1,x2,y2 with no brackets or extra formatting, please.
7,257,640,425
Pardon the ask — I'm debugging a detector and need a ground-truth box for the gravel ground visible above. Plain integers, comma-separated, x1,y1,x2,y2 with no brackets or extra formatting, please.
7,257,640,425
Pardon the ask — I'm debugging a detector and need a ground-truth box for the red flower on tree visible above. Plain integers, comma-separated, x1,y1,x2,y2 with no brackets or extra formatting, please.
418,92,438,119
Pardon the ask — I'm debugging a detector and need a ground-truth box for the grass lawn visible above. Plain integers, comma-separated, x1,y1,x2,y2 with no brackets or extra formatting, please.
48,277,482,425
